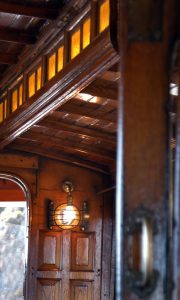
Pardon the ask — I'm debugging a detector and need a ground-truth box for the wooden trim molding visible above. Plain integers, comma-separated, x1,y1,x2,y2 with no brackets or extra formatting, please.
0,32,119,149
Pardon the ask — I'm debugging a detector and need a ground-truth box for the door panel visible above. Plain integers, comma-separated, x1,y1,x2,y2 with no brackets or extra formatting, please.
37,230,100,299
37,279,61,300
71,232,94,271
70,281,92,300
38,230,62,271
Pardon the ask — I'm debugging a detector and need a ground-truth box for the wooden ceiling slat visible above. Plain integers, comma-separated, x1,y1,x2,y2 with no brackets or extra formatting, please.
19,131,115,162
0,52,17,64
0,28,36,44
82,78,118,100
37,119,116,144
57,103,117,123
0,30,119,149
9,143,110,175
0,2,58,19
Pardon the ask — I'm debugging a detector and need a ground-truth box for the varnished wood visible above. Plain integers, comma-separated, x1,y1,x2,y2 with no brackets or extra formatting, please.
71,233,94,271
9,142,110,174
0,0,89,89
0,2,58,19
38,230,62,271
0,152,38,169
37,119,116,145
0,28,36,44
18,131,115,162
82,78,118,100
57,102,117,123
101,189,114,299
122,38,171,300
0,30,119,149
34,159,104,299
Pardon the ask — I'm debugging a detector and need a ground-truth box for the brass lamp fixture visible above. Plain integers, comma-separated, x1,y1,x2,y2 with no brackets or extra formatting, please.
48,181,90,231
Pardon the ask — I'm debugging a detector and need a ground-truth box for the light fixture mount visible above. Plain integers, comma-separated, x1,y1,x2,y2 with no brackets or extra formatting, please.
48,181,90,231
62,181,74,193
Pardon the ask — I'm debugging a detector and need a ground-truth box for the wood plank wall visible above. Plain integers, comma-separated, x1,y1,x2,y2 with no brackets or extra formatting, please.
0,152,114,300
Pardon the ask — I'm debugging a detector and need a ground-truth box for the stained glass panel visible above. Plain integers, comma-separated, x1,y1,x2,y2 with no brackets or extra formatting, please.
99,0,110,33
83,18,91,49
48,53,56,80
71,28,81,59
0,102,3,122
12,89,18,112
19,85,23,106
28,73,35,98
58,46,64,72
37,66,42,91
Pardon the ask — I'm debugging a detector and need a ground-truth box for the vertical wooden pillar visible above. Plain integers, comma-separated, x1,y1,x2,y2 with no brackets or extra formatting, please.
116,0,178,299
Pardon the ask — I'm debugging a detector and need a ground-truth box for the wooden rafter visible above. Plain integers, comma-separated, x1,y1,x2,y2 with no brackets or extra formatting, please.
0,52,17,64
0,2,58,19
37,119,116,144
57,104,117,123
0,28,36,44
18,131,115,162
0,30,119,149
9,143,110,175
82,78,118,100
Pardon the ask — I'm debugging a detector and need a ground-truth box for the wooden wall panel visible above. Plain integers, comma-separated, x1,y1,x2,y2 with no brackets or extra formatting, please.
38,230,62,271
71,232,94,271
0,154,113,299
37,279,61,300
70,281,93,300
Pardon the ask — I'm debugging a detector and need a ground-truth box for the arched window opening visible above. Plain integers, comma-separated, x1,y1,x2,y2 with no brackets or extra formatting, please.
0,175,30,300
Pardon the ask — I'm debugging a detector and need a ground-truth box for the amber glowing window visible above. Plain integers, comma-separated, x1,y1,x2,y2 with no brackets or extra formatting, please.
48,53,56,80
99,0,110,33
57,46,64,72
71,28,81,59
28,73,35,98
12,89,18,112
37,67,42,91
83,18,91,49
0,102,3,122
19,85,23,106
4,99,7,119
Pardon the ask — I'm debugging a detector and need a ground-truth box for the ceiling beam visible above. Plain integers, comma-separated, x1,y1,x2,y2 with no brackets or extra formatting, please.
82,78,118,100
0,52,17,64
0,31,119,149
57,104,117,123
19,131,115,162
37,119,116,145
0,28,36,44
0,2,58,19
9,143,110,175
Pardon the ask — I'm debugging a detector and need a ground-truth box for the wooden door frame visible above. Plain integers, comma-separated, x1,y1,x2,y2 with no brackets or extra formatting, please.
0,172,31,300
171,39,180,300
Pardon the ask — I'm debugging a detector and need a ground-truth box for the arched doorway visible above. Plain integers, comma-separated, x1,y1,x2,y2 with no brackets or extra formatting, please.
0,173,30,300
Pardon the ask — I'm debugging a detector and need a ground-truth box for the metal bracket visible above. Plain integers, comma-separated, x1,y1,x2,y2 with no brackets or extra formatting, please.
125,207,159,298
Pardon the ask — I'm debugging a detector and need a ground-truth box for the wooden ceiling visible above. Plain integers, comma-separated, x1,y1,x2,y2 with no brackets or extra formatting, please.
0,0,118,176
8,67,118,174
0,0,67,79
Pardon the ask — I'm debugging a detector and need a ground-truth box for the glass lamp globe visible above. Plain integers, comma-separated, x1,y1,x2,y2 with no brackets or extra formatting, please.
54,203,80,230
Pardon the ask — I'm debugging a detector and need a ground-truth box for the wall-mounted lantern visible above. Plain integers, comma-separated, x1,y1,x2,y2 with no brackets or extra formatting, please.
48,181,90,231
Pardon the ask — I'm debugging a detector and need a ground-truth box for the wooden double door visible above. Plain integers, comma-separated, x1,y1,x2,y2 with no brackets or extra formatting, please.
36,229,101,300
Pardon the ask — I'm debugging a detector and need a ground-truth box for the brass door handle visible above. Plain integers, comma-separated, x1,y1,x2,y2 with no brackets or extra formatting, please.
125,207,159,298
138,217,153,287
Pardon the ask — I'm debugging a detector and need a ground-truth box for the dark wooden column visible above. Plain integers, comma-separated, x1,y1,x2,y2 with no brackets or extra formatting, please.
116,0,179,299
